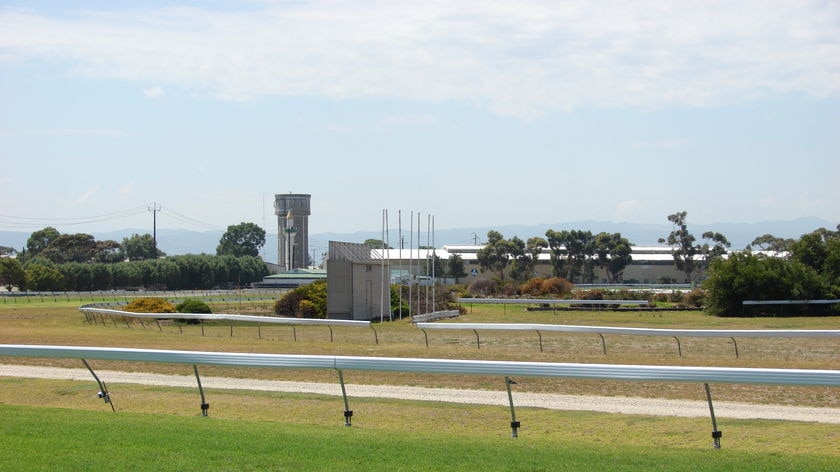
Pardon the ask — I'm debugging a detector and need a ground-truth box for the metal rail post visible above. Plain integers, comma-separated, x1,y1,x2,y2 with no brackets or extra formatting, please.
505,377,520,438
598,333,607,355
730,337,739,359
193,365,210,417
337,370,353,426
81,359,115,412
704,383,722,449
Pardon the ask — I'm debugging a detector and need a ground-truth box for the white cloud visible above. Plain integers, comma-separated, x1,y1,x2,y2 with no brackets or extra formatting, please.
1,1,838,119
75,185,100,204
143,85,165,98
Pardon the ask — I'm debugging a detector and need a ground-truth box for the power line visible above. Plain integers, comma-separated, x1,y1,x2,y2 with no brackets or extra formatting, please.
0,204,223,232
0,206,149,228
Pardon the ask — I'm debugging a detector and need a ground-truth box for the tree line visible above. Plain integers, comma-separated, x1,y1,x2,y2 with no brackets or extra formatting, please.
0,223,269,291
468,211,838,316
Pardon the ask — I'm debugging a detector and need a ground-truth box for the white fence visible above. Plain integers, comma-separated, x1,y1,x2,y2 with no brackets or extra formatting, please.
79,307,378,344
2,343,838,446
416,322,840,356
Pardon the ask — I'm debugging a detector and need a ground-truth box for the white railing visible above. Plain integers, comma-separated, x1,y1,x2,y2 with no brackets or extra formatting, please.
2,343,838,446
2,344,838,386
457,298,649,306
79,307,378,344
415,322,840,356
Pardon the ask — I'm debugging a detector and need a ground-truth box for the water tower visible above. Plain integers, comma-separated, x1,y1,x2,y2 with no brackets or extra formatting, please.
274,193,311,270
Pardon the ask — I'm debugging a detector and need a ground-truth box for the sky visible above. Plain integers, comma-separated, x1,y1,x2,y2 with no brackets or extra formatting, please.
1,0,838,237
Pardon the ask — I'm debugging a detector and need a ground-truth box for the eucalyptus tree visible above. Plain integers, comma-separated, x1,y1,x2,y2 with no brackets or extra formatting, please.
476,230,515,280
659,211,730,284
545,229,596,283
594,232,633,283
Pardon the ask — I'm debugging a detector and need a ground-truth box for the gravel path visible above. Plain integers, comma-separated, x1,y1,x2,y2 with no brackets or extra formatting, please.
2,364,838,424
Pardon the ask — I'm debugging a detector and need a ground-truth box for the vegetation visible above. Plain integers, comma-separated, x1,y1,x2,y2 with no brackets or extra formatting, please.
176,299,212,314
4,405,837,472
704,226,840,317
658,211,730,284
275,280,328,318
123,297,176,313
216,222,266,258
0,257,26,291
122,233,165,260
1,227,269,292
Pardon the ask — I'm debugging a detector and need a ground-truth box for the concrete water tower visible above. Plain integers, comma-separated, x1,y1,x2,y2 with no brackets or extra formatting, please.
274,193,311,270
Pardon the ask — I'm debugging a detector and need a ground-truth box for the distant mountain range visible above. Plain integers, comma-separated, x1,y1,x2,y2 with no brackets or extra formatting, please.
2,217,836,264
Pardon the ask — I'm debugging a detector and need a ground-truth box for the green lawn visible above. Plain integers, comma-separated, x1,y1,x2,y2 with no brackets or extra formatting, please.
2,404,838,472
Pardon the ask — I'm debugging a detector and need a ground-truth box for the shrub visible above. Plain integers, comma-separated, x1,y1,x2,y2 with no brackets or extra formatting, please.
520,277,545,296
275,280,327,318
540,277,574,296
176,299,212,314
123,297,176,313
467,278,497,297
682,288,706,308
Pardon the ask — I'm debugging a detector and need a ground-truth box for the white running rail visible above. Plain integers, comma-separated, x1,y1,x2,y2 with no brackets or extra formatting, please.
2,344,839,386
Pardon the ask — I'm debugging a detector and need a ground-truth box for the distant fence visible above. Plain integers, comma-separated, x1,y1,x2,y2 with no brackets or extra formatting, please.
79,307,378,344
0,290,285,309
457,298,649,306
742,299,840,316
416,322,840,357
2,343,838,446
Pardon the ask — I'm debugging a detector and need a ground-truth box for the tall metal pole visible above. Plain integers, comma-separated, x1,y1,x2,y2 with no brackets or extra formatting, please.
148,202,161,257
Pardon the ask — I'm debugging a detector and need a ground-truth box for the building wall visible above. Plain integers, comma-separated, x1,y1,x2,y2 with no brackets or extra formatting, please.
326,241,388,321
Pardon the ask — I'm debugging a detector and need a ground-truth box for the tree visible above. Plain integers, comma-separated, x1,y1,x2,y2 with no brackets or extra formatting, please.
704,252,824,317
545,229,571,279
364,239,392,249
25,263,65,291
40,233,98,264
545,229,596,283
476,230,514,280
748,234,794,253
659,211,700,283
217,222,266,258
0,257,27,291
594,232,633,283
0,246,17,257
446,254,467,283
658,211,729,284
122,234,163,261
93,239,123,263
25,227,60,258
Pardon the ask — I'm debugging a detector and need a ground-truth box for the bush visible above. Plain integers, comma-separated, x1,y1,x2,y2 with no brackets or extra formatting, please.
275,280,327,318
467,278,497,297
123,297,176,313
176,299,212,314
541,277,574,296
682,288,706,308
520,277,545,296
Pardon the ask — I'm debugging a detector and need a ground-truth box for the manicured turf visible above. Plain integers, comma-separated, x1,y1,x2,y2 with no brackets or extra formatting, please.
2,404,838,472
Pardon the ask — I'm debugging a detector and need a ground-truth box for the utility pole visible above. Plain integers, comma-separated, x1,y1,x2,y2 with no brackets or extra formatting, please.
148,202,161,258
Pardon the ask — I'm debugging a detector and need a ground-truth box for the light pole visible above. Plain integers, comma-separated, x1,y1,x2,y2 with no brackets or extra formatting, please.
284,210,297,270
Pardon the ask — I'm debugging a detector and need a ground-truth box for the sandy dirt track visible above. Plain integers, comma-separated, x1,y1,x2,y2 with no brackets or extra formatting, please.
2,364,838,424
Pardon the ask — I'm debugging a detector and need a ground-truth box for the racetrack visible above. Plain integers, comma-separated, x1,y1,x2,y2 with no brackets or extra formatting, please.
2,364,838,424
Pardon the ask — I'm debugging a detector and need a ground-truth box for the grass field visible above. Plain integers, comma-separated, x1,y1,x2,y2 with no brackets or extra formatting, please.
1,296,839,470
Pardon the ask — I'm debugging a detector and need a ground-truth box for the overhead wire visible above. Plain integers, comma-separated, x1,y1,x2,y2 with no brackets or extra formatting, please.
0,203,223,232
